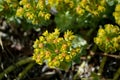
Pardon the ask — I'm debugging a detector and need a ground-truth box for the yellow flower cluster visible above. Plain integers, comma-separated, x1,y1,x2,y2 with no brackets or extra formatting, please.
113,4,120,25
76,0,106,16
16,0,51,25
48,0,74,11
94,24,120,53
33,28,81,70
2,0,107,26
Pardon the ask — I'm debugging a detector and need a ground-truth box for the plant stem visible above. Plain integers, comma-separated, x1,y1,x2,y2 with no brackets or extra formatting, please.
102,53,120,59
16,62,35,80
98,53,107,76
113,67,120,80
0,57,33,80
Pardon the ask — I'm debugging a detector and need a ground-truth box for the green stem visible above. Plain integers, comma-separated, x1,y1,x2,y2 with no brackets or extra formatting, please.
98,53,107,76
0,57,33,80
113,67,120,80
16,62,35,80
73,72,78,80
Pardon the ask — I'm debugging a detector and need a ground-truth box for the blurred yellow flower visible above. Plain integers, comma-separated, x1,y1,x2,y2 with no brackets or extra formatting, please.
16,7,24,17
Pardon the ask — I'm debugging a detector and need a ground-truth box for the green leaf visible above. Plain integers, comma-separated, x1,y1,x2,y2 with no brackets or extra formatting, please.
55,11,74,32
45,43,55,51
0,4,4,12
90,72,100,80
106,0,115,6
72,35,87,48
0,0,3,4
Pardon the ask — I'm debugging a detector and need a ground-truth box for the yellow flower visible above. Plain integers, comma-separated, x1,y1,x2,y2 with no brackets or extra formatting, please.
64,30,74,41
64,0,70,3
32,19,38,25
94,37,101,45
28,13,34,20
100,0,106,6
92,11,99,16
40,51,45,58
98,6,105,12
85,5,91,12
113,11,120,26
46,34,54,42
20,0,28,5
16,7,24,17
76,48,81,52
25,12,31,17
54,28,60,35
24,3,31,9
45,51,51,59
105,24,119,34
69,35,75,40
71,51,76,57
38,11,45,17
115,4,120,11
37,0,45,10
61,53,66,57
39,43,44,48
57,38,63,43
34,54,43,65
34,49,40,54
44,13,51,20
98,28,105,36
55,49,59,54
33,39,39,48
80,0,87,8
39,36,45,42
61,44,68,51
48,0,55,6
42,30,49,36
54,60,60,67
58,55,64,61
112,26,119,34
69,1,74,8
94,24,120,53
65,55,71,62
76,6,85,15
53,39,58,44
48,62,54,68
113,12,120,18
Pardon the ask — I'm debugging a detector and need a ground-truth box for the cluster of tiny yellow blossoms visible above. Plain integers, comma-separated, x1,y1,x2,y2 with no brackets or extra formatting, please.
4,0,106,26
16,0,51,24
45,0,106,16
48,0,74,11
113,4,120,26
94,24,120,53
76,0,106,16
33,28,81,70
